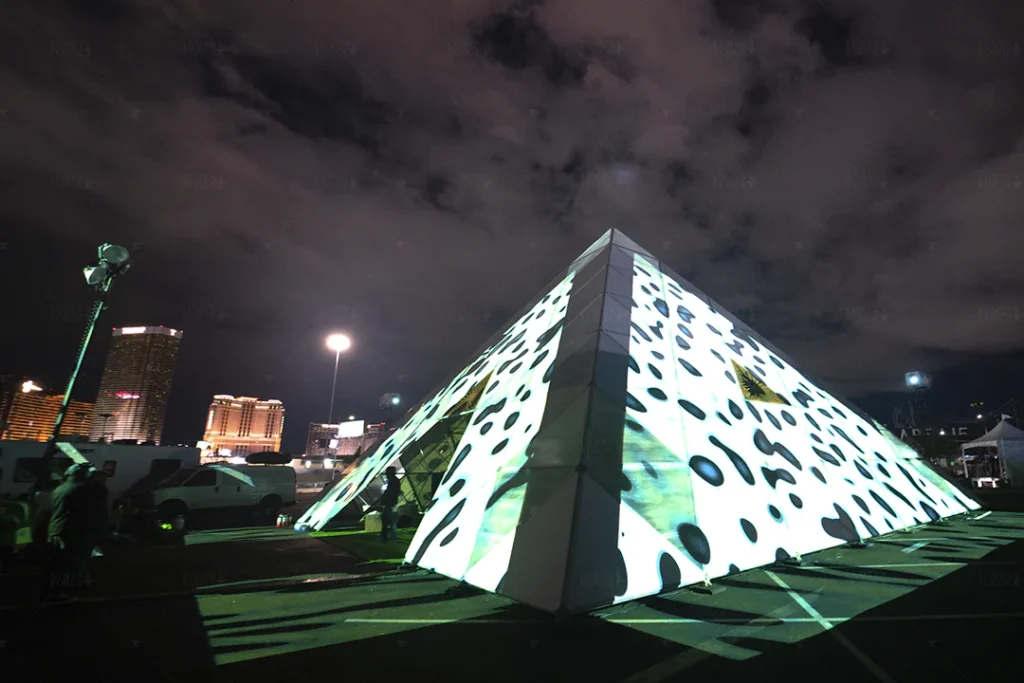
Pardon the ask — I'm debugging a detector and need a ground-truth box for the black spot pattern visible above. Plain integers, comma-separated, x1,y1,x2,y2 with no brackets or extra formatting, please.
678,358,701,376
806,414,821,431
895,462,936,505
676,305,695,323
631,323,652,342
854,461,873,480
884,482,915,510
741,518,758,542
659,553,681,590
793,389,814,408
877,463,890,478
491,439,509,454
442,444,472,485
625,418,644,432
642,461,658,478
473,399,508,426
861,518,879,537
440,528,458,547
728,400,744,420
654,299,669,318
710,436,755,485
504,412,520,429
628,356,640,373
725,370,736,384
626,393,647,413
717,412,732,425
707,324,722,336
450,479,465,496
675,335,691,350
813,447,841,467
833,426,865,454
690,456,724,486
781,411,796,426
745,402,762,422
677,523,711,565
410,498,466,565
765,411,782,430
869,490,896,517
753,429,803,470
647,387,668,401
481,422,494,435
921,502,940,521
769,505,782,521
711,349,725,363
521,390,532,401
679,399,706,420
829,445,847,462
652,351,665,360
770,355,784,369
810,433,823,444
789,493,803,508
725,340,744,355
852,495,870,514
775,548,791,562
817,408,833,419
762,466,796,489
821,504,859,543
677,323,693,338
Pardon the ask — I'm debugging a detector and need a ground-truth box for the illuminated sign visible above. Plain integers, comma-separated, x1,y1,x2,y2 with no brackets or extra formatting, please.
337,420,365,439
21,380,43,394
119,326,147,335
115,392,140,399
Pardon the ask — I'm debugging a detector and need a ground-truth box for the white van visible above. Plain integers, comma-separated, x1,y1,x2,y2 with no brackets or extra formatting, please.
135,464,296,520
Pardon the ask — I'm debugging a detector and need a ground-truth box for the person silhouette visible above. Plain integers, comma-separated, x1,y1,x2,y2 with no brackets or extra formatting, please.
378,466,401,542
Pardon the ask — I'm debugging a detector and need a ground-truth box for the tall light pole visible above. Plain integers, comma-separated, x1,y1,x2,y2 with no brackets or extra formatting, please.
35,243,131,490
325,333,352,425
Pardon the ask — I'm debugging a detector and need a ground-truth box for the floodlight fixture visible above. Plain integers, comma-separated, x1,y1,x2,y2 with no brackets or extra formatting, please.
83,264,107,286
98,243,130,265
904,372,931,389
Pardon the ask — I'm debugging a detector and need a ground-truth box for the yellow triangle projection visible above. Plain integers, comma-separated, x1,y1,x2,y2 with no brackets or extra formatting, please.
731,360,790,405
444,371,493,419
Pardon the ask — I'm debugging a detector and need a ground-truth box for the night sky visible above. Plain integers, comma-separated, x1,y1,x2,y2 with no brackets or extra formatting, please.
1,0,1023,453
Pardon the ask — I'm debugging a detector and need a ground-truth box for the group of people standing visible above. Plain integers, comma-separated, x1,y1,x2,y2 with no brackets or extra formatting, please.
41,463,109,601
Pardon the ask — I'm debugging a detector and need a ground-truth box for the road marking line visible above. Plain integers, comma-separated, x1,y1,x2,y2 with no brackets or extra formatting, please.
767,571,897,683
902,542,929,554
615,599,810,683
976,511,992,519
609,613,1024,625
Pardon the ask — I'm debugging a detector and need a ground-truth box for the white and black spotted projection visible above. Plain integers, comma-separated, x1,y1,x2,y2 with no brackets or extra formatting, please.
296,229,980,615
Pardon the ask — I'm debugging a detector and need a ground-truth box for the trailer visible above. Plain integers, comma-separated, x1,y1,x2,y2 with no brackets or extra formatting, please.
0,440,200,510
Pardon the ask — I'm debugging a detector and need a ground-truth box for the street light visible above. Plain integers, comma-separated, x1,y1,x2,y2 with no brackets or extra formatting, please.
36,243,131,489
325,333,352,425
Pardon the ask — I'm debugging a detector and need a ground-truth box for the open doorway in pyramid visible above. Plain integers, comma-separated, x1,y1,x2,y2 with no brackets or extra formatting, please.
296,229,979,615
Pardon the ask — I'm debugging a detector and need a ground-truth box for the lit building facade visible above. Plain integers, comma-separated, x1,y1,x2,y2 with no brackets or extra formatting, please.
304,420,386,462
89,326,183,444
0,377,93,441
202,395,285,458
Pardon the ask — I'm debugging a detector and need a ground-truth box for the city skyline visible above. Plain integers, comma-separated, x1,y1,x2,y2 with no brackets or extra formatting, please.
2,0,1023,456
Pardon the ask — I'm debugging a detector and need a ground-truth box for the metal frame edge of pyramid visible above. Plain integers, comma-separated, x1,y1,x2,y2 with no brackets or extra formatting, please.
296,229,982,615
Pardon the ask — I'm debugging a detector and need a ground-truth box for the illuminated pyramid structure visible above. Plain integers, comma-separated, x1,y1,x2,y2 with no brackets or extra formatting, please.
297,229,979,615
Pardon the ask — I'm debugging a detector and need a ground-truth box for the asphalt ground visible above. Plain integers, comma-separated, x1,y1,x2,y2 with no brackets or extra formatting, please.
1,500,1022,683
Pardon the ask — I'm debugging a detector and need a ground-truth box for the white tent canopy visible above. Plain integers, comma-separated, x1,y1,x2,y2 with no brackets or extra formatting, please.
961,418,1024,487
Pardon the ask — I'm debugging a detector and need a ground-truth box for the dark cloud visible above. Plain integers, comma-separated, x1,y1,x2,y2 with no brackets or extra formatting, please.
1,0,1023,449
